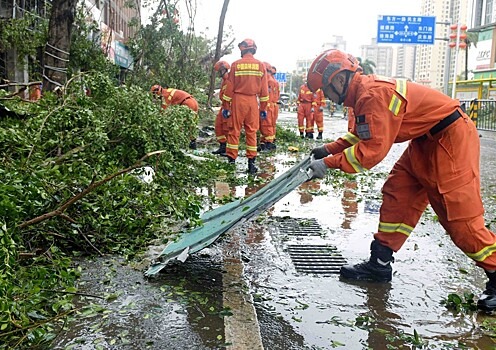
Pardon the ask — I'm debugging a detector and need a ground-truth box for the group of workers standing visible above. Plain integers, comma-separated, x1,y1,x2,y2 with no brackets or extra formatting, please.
213,38,281,175
296,82,326,140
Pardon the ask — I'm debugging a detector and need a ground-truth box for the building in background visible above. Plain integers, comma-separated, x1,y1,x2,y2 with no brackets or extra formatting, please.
360,38,394,77
0,0,140,87
393,45,417,80
415,0,469,92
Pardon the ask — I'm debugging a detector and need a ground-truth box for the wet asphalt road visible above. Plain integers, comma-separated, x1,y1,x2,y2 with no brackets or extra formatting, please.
52,111,496,350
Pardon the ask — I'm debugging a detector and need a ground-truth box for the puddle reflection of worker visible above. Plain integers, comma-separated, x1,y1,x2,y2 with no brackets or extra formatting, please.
341,180,358,229
298,180,320,204
358,282,402,349
244,161,275,197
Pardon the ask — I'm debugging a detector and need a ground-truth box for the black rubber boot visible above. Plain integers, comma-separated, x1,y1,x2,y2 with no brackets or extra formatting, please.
257,143,266,152
227,156,235,164
478,270,496,312
267,142,276,151
300,132,304,139
212,142,226,155
305,132,314,139
317,132,323,140
340,240,394,282
248,157,258,175
189,139,197,150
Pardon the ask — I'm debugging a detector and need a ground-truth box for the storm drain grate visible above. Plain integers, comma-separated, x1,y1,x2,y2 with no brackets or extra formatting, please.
286,245,347,274
273,217,322,236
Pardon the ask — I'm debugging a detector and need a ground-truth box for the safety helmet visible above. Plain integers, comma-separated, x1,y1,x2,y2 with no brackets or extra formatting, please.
214,60,230,72
150,84,162,95
271,65,277,74
238,38,257,54
307,49,361,93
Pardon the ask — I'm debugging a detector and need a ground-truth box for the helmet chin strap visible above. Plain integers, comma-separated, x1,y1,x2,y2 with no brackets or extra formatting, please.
330,71,352,105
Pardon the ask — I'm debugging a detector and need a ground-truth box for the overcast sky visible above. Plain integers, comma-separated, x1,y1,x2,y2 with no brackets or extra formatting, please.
187,0,422,73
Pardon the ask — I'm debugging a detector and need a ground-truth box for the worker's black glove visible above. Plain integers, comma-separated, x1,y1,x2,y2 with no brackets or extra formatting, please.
310,145,331,160
222,109,231,119
307,159,328,180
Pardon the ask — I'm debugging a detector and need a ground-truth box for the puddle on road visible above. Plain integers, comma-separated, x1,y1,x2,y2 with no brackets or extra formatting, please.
52,254,229,350
53,115,496,349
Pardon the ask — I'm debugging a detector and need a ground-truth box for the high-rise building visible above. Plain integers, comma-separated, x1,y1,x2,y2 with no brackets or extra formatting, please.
393,45,417,80
415,0,469,92
360,38,394,76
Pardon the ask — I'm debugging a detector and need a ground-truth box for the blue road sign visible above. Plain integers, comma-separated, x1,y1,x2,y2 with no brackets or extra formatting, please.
377,15,436,45
274,72,287,83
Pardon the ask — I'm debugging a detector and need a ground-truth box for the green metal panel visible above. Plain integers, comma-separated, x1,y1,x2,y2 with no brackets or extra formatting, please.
145,156,312,276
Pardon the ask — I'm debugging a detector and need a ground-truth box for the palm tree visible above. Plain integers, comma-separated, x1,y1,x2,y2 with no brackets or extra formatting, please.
356,57,376,75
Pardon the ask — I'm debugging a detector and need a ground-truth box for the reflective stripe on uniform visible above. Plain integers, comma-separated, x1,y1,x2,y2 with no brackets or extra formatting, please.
246,145,258,152
378,221,414,237
388,79,407,116
343,145,367,172
234,70,263,77
342,132,360,145
260,95,269,102
166,88,176,105
465,243,496,262
226,143,239,150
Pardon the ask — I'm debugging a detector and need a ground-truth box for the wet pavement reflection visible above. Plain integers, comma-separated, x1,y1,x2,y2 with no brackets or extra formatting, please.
52,111,496,349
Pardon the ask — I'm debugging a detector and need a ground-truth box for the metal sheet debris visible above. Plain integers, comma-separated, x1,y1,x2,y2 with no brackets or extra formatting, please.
145,156,312,276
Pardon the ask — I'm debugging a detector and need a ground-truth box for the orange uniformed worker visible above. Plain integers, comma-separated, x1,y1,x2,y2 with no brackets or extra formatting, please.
151,85,199,149
212,60,231,156
271,65,281,125
296,82,315,139
306,48,496,313
313,88,326,139
258,62,277,152
222,38,269,174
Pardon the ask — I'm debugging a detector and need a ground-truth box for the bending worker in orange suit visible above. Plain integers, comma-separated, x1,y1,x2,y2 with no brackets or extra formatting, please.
212,60,231,156
296,82,315,139
258,62,278,152
151,85,199,149
222,38,269,174
306,49,496,313
313,87,326,139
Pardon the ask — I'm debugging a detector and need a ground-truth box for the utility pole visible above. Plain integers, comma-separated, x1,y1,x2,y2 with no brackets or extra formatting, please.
436,20,451,96
449,23,468,99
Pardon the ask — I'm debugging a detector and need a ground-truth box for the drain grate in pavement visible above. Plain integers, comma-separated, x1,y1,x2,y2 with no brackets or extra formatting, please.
286,245,347,274
274,217,321,236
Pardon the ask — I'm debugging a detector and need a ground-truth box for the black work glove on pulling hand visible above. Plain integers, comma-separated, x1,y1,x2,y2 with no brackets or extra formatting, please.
310,145,331,160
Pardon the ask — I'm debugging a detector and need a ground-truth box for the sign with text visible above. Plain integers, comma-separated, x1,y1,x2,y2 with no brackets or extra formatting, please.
377,15,436,45
274,72,287,83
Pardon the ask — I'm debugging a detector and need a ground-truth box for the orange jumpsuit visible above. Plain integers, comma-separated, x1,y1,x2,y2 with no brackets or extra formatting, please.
260,72,278,145
297,84,315,135
214,73,230,145
222,53,269,160
313,88,326,133
272,77,280,125
159,88,199,112
347,107,356,132
321,74,496,271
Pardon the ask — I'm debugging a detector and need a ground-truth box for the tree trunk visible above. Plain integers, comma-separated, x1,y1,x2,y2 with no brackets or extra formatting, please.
42,0,77,91
207,0,230,108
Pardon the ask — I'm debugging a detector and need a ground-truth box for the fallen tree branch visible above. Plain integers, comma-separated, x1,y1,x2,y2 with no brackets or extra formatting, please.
18,150,166,229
